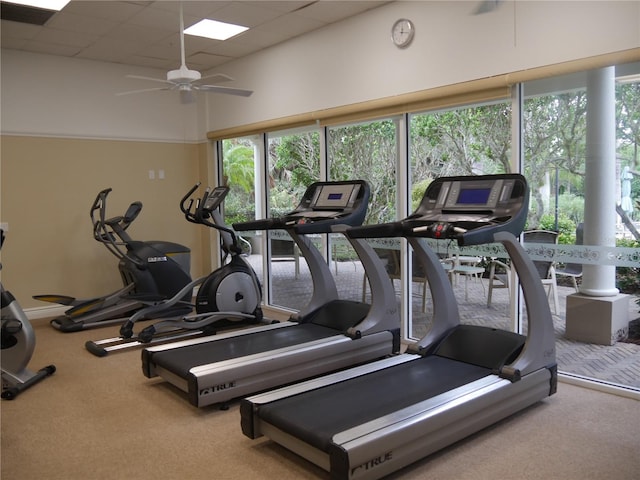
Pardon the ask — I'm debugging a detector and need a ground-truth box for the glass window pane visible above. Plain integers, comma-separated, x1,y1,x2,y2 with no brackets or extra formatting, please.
328,120,398,307
409,102,512,338
524,64,640,391
267,130,320,311
220,136,263,282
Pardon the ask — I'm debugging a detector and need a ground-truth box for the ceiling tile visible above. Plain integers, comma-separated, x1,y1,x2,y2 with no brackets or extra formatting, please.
62,1,146,22
20,40,83,56
0,19,42,40
1,1,393,69
46,11,119,36
33,26,100,48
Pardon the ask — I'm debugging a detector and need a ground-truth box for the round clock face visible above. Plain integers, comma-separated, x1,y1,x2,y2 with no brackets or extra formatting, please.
391,18,414,48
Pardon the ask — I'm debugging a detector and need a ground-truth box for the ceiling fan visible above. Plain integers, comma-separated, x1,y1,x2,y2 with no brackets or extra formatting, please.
117,4,253,104
473,0,503,15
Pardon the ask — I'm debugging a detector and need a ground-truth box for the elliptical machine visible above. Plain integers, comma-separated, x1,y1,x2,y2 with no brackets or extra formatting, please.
1,229,56,400
34,188,193,332
85,183,263,357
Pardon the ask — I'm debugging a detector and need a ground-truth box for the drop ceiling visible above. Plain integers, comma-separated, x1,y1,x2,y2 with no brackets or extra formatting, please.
1,1,392,71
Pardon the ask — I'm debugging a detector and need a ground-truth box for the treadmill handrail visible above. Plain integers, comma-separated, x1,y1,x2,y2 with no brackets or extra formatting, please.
496,231,556,378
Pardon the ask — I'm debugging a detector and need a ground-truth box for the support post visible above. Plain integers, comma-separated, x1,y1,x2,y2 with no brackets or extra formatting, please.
565,67,630,344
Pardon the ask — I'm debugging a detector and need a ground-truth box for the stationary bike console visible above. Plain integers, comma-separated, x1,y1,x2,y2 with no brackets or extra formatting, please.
349,174,528,246
233,180,369,234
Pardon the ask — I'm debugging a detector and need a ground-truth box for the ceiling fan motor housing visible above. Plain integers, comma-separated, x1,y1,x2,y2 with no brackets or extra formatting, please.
167,65,201,85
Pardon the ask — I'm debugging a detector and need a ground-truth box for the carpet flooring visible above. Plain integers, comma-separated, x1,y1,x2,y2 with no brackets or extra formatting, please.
1,320,639,479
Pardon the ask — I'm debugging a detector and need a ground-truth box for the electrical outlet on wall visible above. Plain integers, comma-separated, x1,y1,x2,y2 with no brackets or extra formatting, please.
0,222,8,232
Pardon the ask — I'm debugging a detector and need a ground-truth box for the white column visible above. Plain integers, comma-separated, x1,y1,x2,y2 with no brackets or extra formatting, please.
581,67,619,297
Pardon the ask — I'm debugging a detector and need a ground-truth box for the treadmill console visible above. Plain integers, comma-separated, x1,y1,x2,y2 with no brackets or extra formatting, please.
408,174,528,245
348,174,528,246
233,180,370,234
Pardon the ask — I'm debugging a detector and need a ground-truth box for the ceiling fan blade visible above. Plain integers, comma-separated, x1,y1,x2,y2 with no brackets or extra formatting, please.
195,84,253,97
473,0,501,15
116,86,170,96
125,74,170,84
196,73,234,84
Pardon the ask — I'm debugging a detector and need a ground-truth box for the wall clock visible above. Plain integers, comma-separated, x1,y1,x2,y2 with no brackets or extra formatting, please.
391,18,415,48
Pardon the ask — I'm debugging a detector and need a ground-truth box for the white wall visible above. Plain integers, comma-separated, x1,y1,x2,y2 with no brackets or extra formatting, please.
0,49,206,142
204,0,640,130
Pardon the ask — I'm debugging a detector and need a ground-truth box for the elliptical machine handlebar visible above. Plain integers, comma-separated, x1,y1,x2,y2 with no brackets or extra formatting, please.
89,188,145,268
180,182,201,222
181,183,242,256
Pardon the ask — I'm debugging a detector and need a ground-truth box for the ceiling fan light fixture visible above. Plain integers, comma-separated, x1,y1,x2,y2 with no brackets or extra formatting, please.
185,19,248,41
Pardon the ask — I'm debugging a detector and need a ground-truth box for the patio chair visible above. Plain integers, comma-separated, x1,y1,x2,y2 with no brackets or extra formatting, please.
362,248,429,312
523,229,560,313
555,223,583,292
487,229,559,313
486,258,511,307
444,254,485,301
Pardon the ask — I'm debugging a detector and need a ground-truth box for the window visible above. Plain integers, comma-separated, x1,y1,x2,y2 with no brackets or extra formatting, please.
328,119,400,306
219,135,262,284
408,101,512,338
266,129,320,311
214,57,640,394
523,65,640,390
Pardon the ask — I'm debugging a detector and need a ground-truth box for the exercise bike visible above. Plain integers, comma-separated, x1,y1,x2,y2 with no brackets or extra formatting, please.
1,229,56,400
85,183,263,357
34,188,193,332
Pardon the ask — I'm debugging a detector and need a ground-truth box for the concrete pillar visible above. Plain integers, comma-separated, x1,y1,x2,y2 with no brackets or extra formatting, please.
581,67,618,297
566,67,629,345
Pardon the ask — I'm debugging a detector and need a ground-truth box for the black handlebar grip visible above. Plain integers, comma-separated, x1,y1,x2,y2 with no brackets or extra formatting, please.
233,219,278,231
347,222,403,239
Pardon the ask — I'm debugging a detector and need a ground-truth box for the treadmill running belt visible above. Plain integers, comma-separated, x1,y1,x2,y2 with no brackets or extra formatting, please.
257,355,490,451
150,323,341,378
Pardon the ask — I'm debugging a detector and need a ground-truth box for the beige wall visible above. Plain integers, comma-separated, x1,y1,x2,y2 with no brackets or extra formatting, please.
0,135,213,309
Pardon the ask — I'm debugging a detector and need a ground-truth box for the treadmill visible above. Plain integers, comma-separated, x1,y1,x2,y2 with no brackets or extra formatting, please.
141,180,401,408
241,174,558,480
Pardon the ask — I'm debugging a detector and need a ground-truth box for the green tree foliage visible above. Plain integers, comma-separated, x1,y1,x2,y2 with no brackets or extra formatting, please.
328,121,397,224
222,139,256,224
538,214,577,244
617,82,640,169
269,132,320,216
523,93,587,227
410,104,511,181
223,143,254,193
271,133,320,188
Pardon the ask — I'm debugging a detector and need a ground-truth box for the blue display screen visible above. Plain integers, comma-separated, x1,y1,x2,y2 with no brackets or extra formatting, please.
314,184,355,208
457,188,491,205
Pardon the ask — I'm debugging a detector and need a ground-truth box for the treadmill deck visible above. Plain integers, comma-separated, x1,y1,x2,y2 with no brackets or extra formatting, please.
147,323,341,378
257,355,490,451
